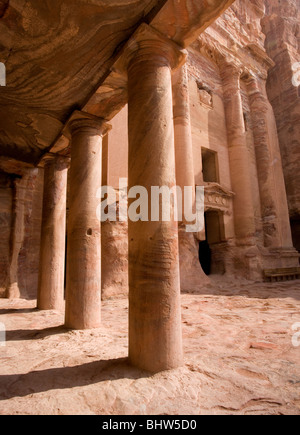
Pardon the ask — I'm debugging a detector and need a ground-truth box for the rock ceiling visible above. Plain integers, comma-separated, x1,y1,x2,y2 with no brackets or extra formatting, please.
0,0,234,166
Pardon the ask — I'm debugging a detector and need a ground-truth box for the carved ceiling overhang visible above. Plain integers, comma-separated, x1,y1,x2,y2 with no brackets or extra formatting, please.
0,0,235,174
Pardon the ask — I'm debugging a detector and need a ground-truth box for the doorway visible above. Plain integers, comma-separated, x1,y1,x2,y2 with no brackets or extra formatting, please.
199,210,225,275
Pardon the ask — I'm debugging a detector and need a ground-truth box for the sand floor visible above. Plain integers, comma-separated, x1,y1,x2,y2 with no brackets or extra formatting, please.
0,277,300,415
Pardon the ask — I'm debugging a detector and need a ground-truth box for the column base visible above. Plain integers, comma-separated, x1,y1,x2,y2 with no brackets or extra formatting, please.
5,282,21,299
128,353,184,374
262,247,300,270
37,298,64,312
222,244,300,281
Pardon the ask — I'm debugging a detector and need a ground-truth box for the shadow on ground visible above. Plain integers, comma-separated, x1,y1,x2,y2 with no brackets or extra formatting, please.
5,325,67,342
0,308,38,315
0,358,150,401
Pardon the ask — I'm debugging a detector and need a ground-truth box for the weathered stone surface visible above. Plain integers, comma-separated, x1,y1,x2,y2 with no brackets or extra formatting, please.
37,154,69,311
0,0,235,167
0,0,300,410
0,169,43,299
0,278,300,415
127,26,183,372
65,115,111,330
262,0,300,252
151,0,235,48
101,220,128,301
0,172,13,296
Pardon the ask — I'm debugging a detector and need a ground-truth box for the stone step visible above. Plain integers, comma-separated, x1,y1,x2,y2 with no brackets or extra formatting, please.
264,267,300,283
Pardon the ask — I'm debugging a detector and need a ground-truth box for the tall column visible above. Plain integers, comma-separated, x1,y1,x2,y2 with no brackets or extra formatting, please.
246,73,294,249
101,133,129,300
172,64,210,290
37,154,69,311
126,24,185,372
5,174,28,299
65,113,111,330
173,64,196,208
220,60,256,245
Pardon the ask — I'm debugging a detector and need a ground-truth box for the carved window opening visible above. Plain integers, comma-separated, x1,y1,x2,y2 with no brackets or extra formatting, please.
202,148,219,183
197,81,213,108
205,210,225,245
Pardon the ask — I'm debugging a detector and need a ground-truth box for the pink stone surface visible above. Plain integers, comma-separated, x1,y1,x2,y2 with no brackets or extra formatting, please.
0,278,299,415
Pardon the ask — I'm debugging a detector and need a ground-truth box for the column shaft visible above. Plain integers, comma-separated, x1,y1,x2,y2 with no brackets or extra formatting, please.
37,155,69,311
65,116,110,330
246,75,294,249
127,29,184,372
6,176,27,299
173,64,196,208
220,61,256,244
172,64,210,290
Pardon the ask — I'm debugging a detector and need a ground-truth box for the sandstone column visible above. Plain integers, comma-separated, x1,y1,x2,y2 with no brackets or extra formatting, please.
37,154,69,311
172,64,210,289
220,60,256,245
126,24,185,372
101,134,129,300
246,73,294,249
173,64,196,209
5,174,28,299
65,113,111,330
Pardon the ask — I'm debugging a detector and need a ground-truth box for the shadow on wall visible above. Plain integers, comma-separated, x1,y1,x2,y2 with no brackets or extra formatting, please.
0,0,9,18
290,218,300,253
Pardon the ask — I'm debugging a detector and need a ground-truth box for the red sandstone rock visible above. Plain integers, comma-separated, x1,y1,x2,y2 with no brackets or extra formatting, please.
250,342,279,351
262,0,300,252
0,0,299,394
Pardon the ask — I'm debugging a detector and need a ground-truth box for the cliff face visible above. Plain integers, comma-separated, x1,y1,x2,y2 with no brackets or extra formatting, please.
262,0,300,250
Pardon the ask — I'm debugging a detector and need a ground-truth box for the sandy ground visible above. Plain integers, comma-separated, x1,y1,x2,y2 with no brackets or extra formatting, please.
0,277,300,415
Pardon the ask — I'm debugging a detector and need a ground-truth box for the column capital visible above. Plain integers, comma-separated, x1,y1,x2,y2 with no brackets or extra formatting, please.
243,70,269,113
218,56,243,80
219,59,243,101
115,23,187,74
64,110,112,139
38,152,70,169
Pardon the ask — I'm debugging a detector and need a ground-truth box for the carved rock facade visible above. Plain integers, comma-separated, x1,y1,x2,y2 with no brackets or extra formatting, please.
0,1,299,374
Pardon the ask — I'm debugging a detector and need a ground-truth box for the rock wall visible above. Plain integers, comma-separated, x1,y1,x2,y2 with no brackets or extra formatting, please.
262,0,300,251
0,169,43,299
18,170,43,299
0,172,13,296
1,0,299,301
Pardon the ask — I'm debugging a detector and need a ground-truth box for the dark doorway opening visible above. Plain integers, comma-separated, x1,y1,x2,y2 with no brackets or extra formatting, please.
199,240,211,276
291,218,300,253
199,210,225,275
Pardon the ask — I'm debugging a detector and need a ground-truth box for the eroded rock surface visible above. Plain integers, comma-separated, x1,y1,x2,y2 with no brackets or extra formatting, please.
0,278,299,415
